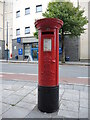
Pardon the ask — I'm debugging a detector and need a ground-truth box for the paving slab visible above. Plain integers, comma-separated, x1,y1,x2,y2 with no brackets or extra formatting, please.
2,103,11,114
62,91,79,102
22,85,37,91
80,91,88,100
0,102,2,116
13,88,32,97
2,94,23,105
1,79,89,119
16,101,35,111
22,94,37,105
59,89,64,99
30,88,38,96
74,84,84,91
64,89,79,95
2,90,14,98
80,99,88,108
60,99,79,112
57,109,78,118
2,106,30,118
79,107,88,118
2,84,23,91
25,105,52,118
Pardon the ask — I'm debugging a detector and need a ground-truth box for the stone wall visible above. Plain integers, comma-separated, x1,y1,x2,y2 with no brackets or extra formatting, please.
0,40,5,59
59,36,80,61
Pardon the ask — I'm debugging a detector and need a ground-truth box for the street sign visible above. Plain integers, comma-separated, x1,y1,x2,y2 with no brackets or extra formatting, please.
17,37,21,43
59,34,61,41
18,48,23,55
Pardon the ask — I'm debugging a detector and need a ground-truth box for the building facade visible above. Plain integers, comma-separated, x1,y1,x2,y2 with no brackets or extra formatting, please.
79,0,90,62
1,0,89,61
0,0,13,59
0,0,5,59
12,0,51,60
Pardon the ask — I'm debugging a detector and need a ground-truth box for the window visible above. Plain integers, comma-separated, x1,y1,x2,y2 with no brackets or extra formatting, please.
25,27,30,34
16,10,20,18
16,29,20,36
36,5,42,13
25,7,30,15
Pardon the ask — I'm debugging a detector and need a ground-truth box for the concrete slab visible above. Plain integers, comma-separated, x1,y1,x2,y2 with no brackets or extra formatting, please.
16,101,35,111
2,106,30,118
80,99,88,108
60,100,79,112
58,109,78,118
80,91,88,100
2,90,14,98
25,105,52,118
2,84,23,91
3,94,23,105
74,85,84,91
2,103,11,114
62,91,79,102
30,88,38,96
79,107,88,118
13,88,32,97
22,94,37,105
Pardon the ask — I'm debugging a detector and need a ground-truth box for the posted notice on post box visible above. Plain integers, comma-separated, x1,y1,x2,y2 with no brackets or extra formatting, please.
44,39,51,51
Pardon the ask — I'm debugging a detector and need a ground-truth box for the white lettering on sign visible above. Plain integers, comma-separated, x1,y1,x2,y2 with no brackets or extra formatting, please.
0,47,1,50
44,39,51,51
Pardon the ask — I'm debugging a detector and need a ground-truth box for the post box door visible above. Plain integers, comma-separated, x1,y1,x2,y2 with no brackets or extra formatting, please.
40,35,57,86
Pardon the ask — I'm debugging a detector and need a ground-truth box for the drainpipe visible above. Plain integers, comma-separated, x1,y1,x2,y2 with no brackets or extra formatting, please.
77,0,79,7
3,1,5,41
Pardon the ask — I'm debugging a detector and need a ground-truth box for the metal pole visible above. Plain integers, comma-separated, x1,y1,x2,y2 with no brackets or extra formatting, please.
6,21,8,61
3,1,5,41
77,0,79,7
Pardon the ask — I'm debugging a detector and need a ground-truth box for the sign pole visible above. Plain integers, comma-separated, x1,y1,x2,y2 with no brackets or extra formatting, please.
6,22,8,61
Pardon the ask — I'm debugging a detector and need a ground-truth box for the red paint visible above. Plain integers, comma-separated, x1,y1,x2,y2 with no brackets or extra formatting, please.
35,18,63,86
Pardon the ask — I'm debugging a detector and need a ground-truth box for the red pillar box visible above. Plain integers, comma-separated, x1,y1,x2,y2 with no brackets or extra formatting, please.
35,18,63,113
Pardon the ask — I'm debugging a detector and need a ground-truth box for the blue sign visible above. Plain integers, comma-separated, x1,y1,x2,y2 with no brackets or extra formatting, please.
59,34,61,41
17,37,21,43
18,48,23,55
59,48,62,54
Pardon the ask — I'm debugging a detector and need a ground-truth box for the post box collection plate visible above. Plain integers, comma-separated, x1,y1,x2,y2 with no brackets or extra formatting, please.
44,39,52,51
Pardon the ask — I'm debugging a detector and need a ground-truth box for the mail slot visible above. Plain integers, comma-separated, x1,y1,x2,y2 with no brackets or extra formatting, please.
35,18,63,113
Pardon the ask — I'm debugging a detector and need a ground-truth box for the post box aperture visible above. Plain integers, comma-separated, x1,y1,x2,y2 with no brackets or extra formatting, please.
35,18,63,113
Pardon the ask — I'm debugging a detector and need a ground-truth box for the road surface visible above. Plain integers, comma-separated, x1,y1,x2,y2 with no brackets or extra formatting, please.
0,62,89,85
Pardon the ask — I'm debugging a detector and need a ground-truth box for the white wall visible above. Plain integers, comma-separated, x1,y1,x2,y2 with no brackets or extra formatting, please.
0,1,3,40
4,0,13,55
13,0,50,39
79,1,89,60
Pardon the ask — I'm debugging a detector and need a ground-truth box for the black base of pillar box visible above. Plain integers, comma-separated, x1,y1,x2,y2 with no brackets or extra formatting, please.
38,85,59,113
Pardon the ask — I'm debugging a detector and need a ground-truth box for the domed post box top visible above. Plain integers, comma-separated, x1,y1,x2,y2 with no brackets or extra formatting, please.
35,18,63,30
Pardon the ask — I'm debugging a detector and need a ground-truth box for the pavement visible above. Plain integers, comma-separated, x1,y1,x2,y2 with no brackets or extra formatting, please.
0,78,89,119
0,59,90,66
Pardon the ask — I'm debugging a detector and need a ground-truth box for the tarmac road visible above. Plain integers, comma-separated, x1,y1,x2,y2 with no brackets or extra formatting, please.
0,62,89,85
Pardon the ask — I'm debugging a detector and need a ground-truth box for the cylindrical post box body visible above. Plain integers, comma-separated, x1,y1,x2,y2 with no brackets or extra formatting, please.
35,18,63,113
